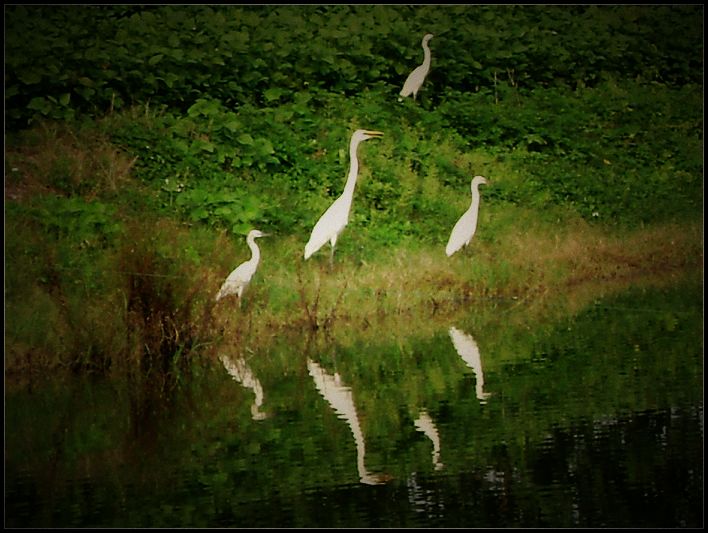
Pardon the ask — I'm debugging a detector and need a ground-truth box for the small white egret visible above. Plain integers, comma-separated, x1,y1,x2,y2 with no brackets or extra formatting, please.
400,33,434,100
304,129,384,264
445,176,488,257
215,229,268,304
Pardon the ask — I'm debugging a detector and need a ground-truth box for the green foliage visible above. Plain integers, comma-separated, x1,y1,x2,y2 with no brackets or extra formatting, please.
175,187,261,236
14,195,122,248
4,196,224,378
4,5,702,234
4,8,703,524
5,6,702,129
5,197,123,304
439,80,703,224
3,4,703,382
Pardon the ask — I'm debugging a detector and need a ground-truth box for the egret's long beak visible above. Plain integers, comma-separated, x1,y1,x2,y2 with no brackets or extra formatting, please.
364,130,384,138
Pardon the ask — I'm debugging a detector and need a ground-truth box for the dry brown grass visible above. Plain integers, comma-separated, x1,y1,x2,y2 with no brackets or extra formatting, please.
5,215,702,389
213,217,703,358
511,219,702,287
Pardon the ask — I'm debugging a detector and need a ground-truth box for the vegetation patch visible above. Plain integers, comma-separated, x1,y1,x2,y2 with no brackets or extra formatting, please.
4,5,703,387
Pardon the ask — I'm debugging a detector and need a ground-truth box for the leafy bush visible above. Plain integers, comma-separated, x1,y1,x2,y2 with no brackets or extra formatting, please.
5,5,702,129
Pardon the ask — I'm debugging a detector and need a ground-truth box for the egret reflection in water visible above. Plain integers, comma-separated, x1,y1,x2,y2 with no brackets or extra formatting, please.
449,326,492,403
413,409,444,471
219,354,268,420
307,359,388,485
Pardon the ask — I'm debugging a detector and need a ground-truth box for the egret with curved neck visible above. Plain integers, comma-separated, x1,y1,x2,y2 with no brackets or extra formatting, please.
304,129,383,265
445,176,488,257
216,229,269,305
400,33,434,101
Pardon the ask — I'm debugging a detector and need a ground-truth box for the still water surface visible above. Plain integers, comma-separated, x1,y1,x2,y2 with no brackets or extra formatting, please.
5,282,703,527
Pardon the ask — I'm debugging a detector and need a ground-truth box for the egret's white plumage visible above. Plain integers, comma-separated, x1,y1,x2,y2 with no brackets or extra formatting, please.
215,229,268,303
304,129,383,263
400,33,434,100
445,175,488,257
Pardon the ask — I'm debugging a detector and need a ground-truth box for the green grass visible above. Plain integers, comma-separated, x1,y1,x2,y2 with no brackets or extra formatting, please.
5,173,702,387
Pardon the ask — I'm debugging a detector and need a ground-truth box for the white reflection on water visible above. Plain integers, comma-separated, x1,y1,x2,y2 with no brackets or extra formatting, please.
449,326,492,403
413,409,444,471
307,358,387,485
219,354,268,420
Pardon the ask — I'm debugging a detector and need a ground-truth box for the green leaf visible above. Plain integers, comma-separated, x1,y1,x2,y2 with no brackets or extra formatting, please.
231,222,251,235
192,139,215,153
255,138,275,156
237,134,254,146
189,207,210,221
214,206,233,217
18,70,42,85
223,119,242,132
26,97,51,114
264,87,285,102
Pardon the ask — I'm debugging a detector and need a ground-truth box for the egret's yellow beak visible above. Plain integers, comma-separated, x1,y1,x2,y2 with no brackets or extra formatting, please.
364,130,384,138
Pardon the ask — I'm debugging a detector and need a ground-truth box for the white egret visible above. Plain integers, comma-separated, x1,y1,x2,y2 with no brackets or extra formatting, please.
445,175,488,257
215,229,268,304
400,33,434,100
304,129,384,264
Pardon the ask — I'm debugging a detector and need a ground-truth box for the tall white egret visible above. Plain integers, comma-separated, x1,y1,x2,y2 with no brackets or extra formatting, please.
304,129,384,264
445,175,488,257
400,33,434,100
215,229,268,304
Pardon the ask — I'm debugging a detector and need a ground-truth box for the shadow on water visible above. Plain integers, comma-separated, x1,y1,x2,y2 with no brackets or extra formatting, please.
219,353,268,421
5,279,703,528
449,326,492,403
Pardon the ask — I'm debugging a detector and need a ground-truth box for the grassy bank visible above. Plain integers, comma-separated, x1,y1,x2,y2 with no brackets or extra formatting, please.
5,98,702,387
5,173,702,387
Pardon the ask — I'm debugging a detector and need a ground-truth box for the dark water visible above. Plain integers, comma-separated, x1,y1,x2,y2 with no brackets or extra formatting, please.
5,282,703,528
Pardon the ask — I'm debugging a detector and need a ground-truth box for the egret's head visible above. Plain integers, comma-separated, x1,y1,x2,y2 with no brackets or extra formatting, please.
471,175,488,188
352,129,384,144
423,33,434,43
249,229,269,239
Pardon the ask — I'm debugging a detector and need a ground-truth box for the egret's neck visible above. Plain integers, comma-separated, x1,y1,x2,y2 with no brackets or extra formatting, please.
422,41,431,70
470,185,482,209
247,236,261,264
342,140,361,199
